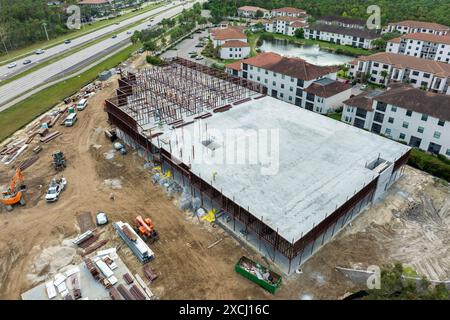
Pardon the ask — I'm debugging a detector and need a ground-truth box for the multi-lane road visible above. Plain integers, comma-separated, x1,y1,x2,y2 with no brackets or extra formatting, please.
0,1,182,80
0,0,201,108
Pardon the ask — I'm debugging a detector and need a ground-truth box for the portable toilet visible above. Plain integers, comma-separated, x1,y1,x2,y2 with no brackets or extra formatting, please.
68,106,75,113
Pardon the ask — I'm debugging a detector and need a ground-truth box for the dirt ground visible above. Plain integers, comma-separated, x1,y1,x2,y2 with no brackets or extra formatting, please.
0,54,449,300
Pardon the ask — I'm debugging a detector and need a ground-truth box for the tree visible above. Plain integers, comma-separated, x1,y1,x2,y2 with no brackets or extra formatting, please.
372,38,387,50
380,70,389,83
255,10,264,18
294,28,304,39
143,40,157,52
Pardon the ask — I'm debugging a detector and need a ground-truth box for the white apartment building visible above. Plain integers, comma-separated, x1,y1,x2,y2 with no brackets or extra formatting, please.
226,52,351,114
383,20,449,36
271,7,307,18
342,85,450,158
265,17,307,36
316,16,367,30
218,40,250,59
209,27,247,48
386,33,450,64
347,52,450,94
304,23,379,49
237,6,270,18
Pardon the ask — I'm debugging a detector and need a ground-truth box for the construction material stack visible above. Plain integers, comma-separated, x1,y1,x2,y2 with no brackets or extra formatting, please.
113,221,154,264
134,215,159,243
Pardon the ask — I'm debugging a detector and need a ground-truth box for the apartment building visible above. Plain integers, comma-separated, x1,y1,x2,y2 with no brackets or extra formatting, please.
347,52,450,94
265,17,307,36
237,6,270,18
342,85,450,157
271,7,307,18
383,20,449,36
210,27,247,48
316,16,367,30
386,33,450,64
226,52,351,114
304,23,379,49
218,40,250,59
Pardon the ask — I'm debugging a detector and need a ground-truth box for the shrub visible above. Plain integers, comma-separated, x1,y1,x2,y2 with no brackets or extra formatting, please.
408,148,450,182
146,55,163,66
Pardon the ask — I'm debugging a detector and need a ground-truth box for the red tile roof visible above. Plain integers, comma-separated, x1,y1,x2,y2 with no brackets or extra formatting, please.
226,61,242,71
220,40,250,48
238,6,268,12
389,20,449,32
78,0,110,4
239,52,338,81
210,27,247,40
272,7,306,14
388,37,402,44
355,52,450,77
291,21,307,28
305,81,351,98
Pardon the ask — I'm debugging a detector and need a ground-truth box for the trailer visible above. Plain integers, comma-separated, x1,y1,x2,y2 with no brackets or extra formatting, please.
235,256,282,294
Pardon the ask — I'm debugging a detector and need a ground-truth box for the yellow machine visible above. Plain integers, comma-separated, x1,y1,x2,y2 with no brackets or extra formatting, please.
1,168,26,211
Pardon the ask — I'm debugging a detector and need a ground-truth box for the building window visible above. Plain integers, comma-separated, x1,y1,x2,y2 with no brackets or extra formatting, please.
273,72,277,77
418,126,424,133
421,114,428,121
399,133,406,140
374,112,385,123
356,108,367,118
402,121,409,128
288,96,292,101
273,81,276,86
376,102,387,112
434,131,441,139
264,79,268,84
281,84,285,89
388,117,394,124
438,119,445,126
280,93,284,98
446,149,450,156
391,106,397,112
406,110,412,117
289,87,293,92
412,71,419,76
385,128,391,135
265,70,268,75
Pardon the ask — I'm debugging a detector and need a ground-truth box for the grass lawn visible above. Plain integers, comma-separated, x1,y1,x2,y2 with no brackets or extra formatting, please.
326,112,342,121
0,1,167,65
0,43,140,142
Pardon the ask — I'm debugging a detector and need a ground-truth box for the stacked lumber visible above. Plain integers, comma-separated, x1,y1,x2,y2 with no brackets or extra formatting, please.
129,285,146,300
117,284,134,300
84,258,100,280
82,239,108,256
213,105,232,113
17,156,39,171
40,131,62,143
123,273,134,285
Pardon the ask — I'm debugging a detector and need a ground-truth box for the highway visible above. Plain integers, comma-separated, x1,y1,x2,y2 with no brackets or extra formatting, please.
0,1,184,80
0,0,201,108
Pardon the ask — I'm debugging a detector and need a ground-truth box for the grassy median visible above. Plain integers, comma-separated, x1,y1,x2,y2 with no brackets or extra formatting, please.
0,43,139,142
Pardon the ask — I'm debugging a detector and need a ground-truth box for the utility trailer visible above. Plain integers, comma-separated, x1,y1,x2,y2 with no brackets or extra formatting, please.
235,256,282,294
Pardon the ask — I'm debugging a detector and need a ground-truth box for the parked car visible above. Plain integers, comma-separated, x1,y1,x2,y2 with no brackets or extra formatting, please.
112,35,117,39
360,84,368,90
64,40,71,44
7,62,17,69
195,43,204,48
188,51,197,55
126,31,132,35
23,59,32,65
190,54,197,58
195,56,203,61
35,49,45,55
45,177,67,202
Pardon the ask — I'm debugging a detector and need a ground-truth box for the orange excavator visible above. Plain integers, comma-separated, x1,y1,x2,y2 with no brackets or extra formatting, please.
134,215,159,243
1,168,26,211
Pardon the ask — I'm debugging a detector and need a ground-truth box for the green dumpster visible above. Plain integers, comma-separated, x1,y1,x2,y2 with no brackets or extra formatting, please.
235,256,282,294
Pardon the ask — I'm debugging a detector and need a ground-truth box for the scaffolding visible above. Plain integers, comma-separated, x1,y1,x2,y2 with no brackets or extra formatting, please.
110,57,265,130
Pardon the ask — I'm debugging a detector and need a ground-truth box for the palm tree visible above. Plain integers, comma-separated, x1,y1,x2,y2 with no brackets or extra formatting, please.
380,70,389,85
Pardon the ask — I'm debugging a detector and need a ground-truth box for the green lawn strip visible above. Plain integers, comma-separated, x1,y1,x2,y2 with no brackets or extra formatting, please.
326,112,343,121
0,1,168,65
0,3,185,87
0,43,139,142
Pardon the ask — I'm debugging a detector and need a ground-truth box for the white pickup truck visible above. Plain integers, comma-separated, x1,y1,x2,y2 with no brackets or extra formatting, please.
45,177,67,202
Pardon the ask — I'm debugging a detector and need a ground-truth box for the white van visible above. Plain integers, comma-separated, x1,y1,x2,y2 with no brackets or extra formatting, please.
77,98,88,111
64,113,77,127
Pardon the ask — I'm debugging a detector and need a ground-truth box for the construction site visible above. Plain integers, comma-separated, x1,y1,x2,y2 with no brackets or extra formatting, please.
0,53,450,300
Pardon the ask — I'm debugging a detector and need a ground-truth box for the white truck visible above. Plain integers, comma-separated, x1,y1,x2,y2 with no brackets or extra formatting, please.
45,177,67,202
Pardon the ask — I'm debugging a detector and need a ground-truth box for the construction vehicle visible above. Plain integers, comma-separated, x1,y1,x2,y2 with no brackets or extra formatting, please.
52,151,66,171
45,177,67,202
1,168,26,211
134,215,159,244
